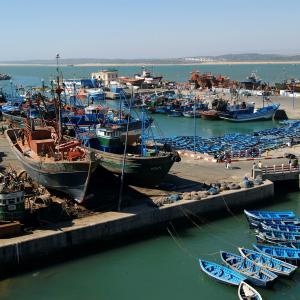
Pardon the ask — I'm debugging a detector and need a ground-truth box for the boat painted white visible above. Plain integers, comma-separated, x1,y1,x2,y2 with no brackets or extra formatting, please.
238,281,262,300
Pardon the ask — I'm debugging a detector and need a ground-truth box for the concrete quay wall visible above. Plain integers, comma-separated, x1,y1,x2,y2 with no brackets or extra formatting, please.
0,181,274,272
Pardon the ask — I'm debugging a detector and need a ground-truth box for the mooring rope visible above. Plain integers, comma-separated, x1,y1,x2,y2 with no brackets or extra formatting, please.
178,206,245,248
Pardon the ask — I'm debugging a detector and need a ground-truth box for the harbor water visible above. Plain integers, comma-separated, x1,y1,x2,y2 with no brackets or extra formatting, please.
0,65,300,299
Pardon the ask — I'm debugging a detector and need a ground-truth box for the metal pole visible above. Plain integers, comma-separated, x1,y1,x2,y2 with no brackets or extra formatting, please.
117,88,132,211
193,91,196,154
293,82,295,110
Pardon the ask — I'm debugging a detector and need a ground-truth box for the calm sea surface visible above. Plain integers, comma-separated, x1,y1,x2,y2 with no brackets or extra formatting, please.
0,65,299,300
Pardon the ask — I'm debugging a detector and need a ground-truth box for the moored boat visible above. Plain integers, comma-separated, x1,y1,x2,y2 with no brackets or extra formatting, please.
220,251,277,287
238,281,262,300
239,247,297,277
244,209,297,221
198,259,246,286
253,244,300,265
256,229,300,243
277,241,300,249
182,110,201,118
247,218,300,229
200,110,219,120
78,125,180,187
5,125,99,203
167,109,182,117
219,104,279,122
260,222,300,233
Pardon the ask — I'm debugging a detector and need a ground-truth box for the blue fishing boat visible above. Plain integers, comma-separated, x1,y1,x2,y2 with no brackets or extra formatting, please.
260,222,300,233
219,104,279,122
248,218,300,229
256,227,300,243
220,251,277,287
253,244,300,265
167,109,182,117
198,259,246,286
239,247,297,277
244,209,297,221
278,241,300,249
238,281,262,300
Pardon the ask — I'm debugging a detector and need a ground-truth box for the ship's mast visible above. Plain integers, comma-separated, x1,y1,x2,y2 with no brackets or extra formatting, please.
55,54,63,143
117,87,133,211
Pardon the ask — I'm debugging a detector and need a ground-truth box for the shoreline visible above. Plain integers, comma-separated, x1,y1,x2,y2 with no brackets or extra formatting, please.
0,61,300,67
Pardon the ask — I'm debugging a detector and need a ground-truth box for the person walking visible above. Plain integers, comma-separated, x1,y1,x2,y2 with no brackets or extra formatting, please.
289,158,292,170
227,157,232,169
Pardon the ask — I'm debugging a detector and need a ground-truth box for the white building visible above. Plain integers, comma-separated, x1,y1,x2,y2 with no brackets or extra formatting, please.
91,69,118,86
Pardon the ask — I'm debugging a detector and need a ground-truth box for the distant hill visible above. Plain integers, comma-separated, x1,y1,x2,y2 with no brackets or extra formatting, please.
1,53,300,65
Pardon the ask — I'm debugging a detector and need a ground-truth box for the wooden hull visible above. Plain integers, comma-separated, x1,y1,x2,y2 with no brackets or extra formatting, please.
200,110,219,120
94,149,178,187
220,251,277,288
238,282,262,300
5,129,98,203
199,259,246,286
239,247,297,277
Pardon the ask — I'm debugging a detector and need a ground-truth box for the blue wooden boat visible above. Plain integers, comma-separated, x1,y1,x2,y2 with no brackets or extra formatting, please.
220,251,277,287
167,109,182,117
219,104,279,122
248,218,300,229
278,241,300,249
244,209,297,221
238,281,262,300
239,247,297,277
253,244,300,265
260,222,300,233
256,229,300,243
198,259,246,286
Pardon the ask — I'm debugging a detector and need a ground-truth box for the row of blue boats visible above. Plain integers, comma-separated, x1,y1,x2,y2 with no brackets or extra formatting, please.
199,209,300,299
155,121,300,157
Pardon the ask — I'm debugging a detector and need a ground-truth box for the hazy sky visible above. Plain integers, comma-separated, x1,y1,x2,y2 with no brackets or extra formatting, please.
1,0,299,60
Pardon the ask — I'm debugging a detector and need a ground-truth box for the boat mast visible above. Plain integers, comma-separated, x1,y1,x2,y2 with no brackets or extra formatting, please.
56,54,63,143
141,96,146,156
192,89,196,153
117,87,133,211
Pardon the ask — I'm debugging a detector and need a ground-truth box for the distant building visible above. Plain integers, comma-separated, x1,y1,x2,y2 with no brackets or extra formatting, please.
183,57,215,62
91,69,118,86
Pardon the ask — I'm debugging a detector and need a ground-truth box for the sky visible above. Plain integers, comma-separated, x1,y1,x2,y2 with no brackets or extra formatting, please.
0,0,300,60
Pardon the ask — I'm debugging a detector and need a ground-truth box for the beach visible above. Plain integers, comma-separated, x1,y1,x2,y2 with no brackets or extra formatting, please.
0,61,300,67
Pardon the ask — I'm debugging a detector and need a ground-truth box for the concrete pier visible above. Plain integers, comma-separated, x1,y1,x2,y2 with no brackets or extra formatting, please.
0,180,273,272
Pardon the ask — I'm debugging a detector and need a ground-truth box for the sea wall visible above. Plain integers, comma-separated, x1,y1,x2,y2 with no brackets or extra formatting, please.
0,180,274,272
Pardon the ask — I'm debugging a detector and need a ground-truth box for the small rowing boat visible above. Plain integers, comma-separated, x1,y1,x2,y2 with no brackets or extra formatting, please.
238,281,262,300
200,110,219,120
256,229,300,243
239,247,297,277
198,259,246,286
244,209,297,221
220,251,277,287
260,222,300,233
253,244,300,265
278,241,300,249
247,218,300,229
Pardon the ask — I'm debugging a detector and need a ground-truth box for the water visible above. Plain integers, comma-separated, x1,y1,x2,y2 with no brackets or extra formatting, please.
0,63,300,90
1,65,300,299
1,192,300,300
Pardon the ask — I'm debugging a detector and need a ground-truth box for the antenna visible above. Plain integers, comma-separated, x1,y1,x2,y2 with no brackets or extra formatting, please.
56,53,60,75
